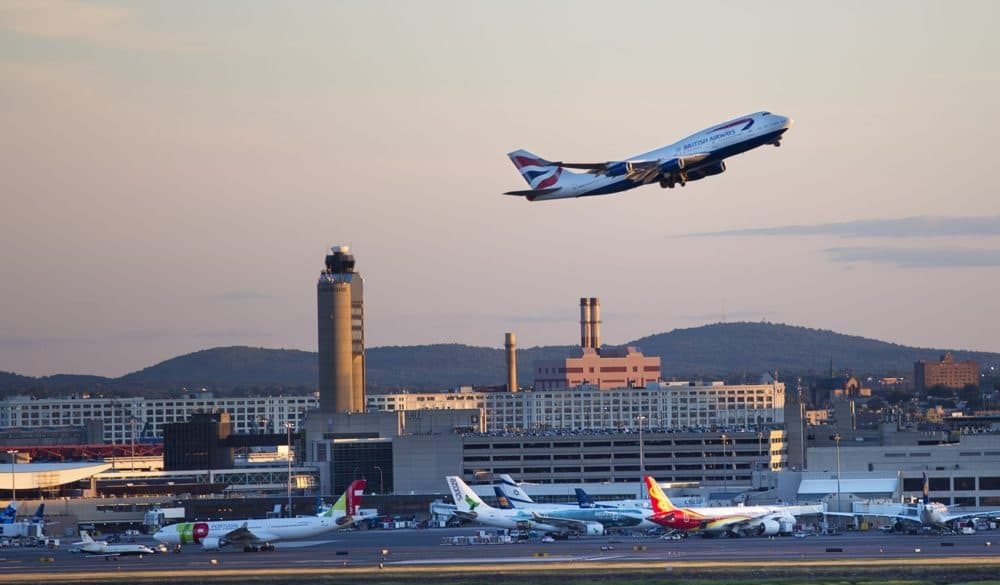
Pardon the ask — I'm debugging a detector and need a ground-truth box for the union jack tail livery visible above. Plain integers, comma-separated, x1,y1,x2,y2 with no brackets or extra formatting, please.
645,476,676,515
506,149,580,195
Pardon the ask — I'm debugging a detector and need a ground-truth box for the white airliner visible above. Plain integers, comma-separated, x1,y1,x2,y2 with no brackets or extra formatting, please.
505,111,792,201
447,475,605,536
154,480,365,552
75,531,156,558
834,473,1000,531
644,476,823,537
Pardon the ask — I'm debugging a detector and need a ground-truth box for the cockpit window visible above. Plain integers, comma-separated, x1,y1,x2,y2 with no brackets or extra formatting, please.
762,112,770,116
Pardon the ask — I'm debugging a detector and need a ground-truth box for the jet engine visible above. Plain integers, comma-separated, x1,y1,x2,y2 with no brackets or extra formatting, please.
605,161,629,177
754,519,781,536
582,522,605,536
200,537,222,551
684,161,726,182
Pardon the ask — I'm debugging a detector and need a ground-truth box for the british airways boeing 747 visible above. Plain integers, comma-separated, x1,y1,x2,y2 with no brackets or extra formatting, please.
505,111,792,201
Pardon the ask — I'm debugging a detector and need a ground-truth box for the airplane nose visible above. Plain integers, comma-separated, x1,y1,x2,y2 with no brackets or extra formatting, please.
782,116,794,129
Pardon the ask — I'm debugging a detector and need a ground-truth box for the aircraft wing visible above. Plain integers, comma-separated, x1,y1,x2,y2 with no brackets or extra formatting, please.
221,523,277,546
529,511,595,534
556,154,711,182
944,510,1000,523
700,514,755,531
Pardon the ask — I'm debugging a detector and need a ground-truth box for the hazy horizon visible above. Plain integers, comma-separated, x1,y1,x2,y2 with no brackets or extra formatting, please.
3,1,1000,377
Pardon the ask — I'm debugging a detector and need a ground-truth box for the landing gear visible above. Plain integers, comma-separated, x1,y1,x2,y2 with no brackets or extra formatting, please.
260,544,276,552
243,545,256,552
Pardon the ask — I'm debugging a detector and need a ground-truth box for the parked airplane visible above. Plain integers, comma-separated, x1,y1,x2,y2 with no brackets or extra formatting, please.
76,531,156,558
644,476,823,537
839,473,1000,531
448,475,604,536
489,477,657,532
154,480,366,551
505,111,792,201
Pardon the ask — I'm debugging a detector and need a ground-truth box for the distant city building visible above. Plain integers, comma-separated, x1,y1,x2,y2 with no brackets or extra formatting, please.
810,375,870,407
367,380,785,433
915,352,978,391
162,411,234,471
0,395,316,444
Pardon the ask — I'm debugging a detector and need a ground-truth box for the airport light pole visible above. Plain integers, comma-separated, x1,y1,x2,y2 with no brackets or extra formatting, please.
5,450,17,503
286,422,294,517
374,465,384,495
720,433,728,496
636,415,646,500
833,433,842,512
757,431,764,470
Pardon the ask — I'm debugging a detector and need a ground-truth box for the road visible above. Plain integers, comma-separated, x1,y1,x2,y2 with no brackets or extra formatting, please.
1,528,998,581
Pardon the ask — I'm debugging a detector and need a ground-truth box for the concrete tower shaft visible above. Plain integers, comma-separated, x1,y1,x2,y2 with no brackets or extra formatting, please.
505,332,517,393
579,298,592,349
317,246,364,413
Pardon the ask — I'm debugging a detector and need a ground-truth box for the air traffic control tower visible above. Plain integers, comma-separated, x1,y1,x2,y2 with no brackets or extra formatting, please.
317,245,365,412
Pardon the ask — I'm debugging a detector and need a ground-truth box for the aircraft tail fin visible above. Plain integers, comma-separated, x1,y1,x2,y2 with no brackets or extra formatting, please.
79,530,94,544
326,479,367,517
575,488,596,509
0,502,16,524
645,476,676,515
496,474,535,506
493,486,515,509
446,476,491,515
922,472,930,505
31,503,44,524
507,149,576,191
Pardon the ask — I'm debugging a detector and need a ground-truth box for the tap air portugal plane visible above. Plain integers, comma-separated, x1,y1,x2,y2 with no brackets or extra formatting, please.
644,476,823,537
154,480,366,552
505,111,792,201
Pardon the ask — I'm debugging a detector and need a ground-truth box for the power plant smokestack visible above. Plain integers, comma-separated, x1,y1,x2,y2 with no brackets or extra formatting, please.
505,332,517,392
579,298,592,349
317,245,365,412
589,297,601,350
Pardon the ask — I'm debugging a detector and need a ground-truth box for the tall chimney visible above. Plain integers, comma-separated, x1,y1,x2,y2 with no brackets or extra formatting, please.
589,297,601,350
579,298,592,349
505,332,517,393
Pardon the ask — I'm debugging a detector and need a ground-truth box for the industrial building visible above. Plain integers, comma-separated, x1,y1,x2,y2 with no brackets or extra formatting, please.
533,298,661,390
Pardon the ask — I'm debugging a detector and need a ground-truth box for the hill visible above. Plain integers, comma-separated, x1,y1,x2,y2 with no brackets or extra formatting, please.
1,322,997,396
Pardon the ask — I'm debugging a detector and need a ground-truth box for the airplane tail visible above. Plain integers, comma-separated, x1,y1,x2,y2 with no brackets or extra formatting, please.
325,479,367,518
493,486,515,509
446,476,491,515
496,474,535,506
645,476,676,515
79,530,95,544
922,472,930,505
31,503,45,524
507,149,577,191
0,502,16,524
575,488,596,509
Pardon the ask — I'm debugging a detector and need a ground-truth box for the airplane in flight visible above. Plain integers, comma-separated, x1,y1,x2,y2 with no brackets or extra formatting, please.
154,480,366,551
505,111,792,201
834,473,1000,531
644,476,823,537
448,475,606,536
75,531,156,558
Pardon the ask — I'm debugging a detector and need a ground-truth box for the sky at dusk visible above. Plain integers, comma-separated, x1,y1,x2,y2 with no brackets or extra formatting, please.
2,1,999,377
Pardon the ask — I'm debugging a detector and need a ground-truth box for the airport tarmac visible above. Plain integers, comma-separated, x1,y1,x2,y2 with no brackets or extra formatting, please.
2,528,999,581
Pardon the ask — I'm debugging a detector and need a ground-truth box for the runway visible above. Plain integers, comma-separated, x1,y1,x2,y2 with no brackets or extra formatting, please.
2,528,999,583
